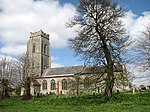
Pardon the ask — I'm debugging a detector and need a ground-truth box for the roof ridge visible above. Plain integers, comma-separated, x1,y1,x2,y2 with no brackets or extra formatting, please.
50,65,84,69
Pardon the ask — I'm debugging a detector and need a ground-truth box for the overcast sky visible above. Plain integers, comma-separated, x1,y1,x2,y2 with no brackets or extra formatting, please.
0,0,150,86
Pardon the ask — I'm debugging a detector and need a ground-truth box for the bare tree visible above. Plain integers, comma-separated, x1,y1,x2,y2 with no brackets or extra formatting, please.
0,56,21,98
18,54,31,100
136,25,150,71
67,0,129,97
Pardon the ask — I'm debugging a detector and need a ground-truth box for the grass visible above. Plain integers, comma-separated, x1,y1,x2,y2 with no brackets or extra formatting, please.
0,92,150,112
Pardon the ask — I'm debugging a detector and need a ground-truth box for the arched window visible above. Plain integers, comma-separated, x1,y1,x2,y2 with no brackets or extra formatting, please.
32,43,36,53
51,79,56,90
62,79,67,90
42,80,47,90
84,77,89,88
44,44,47,54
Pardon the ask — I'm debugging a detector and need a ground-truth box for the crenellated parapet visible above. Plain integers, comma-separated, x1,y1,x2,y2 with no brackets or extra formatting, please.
30,30,49,40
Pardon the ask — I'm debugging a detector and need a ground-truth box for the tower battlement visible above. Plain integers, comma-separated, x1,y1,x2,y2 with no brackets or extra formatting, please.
30,30,49,39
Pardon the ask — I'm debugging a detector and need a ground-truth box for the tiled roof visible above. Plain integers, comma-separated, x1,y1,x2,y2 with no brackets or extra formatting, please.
43,65,123,76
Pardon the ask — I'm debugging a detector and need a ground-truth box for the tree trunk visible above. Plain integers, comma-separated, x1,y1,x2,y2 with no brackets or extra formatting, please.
97,30,114,97
2,85,5,98
96,28,115,97
103,48,114,98
76,77,79,95
4,87,9,98
24,77,31,99
2,79,9,98
104,65,114,97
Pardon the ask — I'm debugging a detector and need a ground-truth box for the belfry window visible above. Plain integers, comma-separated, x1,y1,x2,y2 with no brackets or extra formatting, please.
44,44,47,54
42,80,47,90
51,79,56,90
62,79,67,90
32,44,36,53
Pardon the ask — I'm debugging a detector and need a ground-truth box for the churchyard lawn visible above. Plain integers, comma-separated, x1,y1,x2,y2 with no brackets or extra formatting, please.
0,92,150,112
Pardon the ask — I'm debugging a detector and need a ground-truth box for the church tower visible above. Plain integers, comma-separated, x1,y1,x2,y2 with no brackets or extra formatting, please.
26,30,50,77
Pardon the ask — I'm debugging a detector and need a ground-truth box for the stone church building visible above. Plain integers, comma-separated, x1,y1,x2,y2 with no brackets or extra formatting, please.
21,30,129,96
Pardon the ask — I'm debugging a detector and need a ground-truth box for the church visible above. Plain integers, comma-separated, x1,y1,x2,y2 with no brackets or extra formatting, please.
21,30,129,96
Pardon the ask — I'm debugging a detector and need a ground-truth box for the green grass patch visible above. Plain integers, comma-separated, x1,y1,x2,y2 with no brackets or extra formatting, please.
0,92,150,112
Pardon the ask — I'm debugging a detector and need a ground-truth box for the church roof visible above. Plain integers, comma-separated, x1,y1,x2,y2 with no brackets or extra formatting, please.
43,66,85,76
43,65,123,76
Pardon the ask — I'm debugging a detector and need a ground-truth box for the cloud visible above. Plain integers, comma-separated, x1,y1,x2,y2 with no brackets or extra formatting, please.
1,0,149,57
0,45,26,56
0,0,76,56
122,11,150,86
51,56,59,61
51,56,64,67
122,10,150,40
121,11,150,63
51,62,64,68
0,54,17,61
